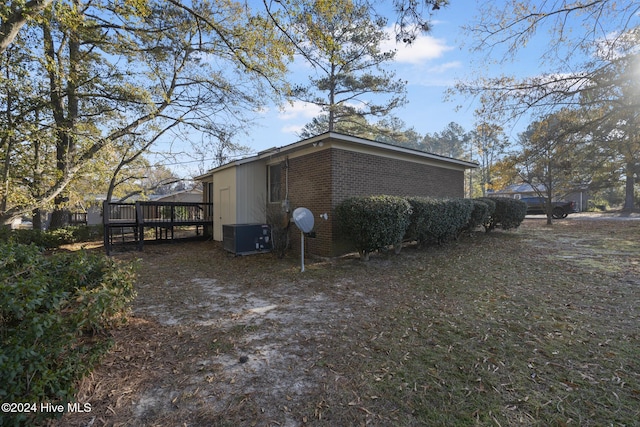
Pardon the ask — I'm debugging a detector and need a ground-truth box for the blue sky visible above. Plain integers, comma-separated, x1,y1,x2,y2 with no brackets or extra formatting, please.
169,1,548,178
251,1,484,147
247,1,548,145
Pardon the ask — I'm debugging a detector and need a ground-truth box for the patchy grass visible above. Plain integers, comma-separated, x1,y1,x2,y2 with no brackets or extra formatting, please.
55,219,640,426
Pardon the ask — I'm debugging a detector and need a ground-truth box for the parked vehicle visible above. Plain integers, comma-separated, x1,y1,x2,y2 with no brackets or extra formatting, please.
521,197,576,219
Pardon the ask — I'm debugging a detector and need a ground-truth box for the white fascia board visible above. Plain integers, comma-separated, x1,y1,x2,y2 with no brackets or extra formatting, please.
326,132,478,169
267,132,478,169
195,131,478,181
194,155,262,180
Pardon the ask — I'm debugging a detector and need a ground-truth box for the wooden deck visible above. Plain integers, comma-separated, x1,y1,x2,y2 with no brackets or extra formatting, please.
103,201,213,254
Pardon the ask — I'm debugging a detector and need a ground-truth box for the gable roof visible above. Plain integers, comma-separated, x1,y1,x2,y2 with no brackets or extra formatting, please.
148,188,203,201
195,132,478,180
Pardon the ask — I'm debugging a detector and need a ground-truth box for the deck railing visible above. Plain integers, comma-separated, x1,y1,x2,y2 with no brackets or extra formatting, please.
103,201,213,254
69,212,88,225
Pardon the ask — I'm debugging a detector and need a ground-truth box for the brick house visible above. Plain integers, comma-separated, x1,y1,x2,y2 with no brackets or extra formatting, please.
195,132,477,257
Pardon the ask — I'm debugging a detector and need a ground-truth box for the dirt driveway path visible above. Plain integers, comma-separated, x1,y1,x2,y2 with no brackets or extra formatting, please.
62,239,391,426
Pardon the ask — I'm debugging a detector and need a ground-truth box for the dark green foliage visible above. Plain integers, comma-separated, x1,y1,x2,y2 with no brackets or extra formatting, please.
405,197,474,245
335,195,412,260
464,199,492,232
67,225,103,242
0,243,136,425
335,195,523,259
0,226,103,248
476,197,496,216
479,197,527,232
0,227,70,248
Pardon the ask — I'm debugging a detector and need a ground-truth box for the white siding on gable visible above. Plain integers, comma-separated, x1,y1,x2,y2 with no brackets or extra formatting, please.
211,160,267,242
236,160,267,225
213,167,236,241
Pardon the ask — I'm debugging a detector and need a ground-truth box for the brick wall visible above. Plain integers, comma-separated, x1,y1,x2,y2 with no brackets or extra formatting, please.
331,149,464,204
287,147,466,257
329,148,465,256
285,150,334,257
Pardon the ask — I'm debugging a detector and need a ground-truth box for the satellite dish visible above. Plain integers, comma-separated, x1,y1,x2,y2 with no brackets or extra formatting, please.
292,207,314,233
292,207,314,272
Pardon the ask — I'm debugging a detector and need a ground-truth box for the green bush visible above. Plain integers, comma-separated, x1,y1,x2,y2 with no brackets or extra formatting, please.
0,243,136,425
406,197,474,245
479,197,527,232
335,195,412,260
0,228,67,248
67,225,103,242
587,199,609,212
476,197,496,217
464,199,492,233
0,225,103,249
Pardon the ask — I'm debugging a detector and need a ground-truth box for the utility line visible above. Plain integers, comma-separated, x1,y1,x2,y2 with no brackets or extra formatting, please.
148,151,258,167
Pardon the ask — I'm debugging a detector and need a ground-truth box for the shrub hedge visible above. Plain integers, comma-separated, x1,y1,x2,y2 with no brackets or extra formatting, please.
465,199,492,233
335,195,412,260
0,243,136,425
335,195,526,260
478,197,527,232
405,197,473,245
0,225,103,249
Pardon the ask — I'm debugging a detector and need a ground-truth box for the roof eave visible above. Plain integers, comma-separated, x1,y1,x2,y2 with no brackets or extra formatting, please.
195,131,479,180
260,132,479,168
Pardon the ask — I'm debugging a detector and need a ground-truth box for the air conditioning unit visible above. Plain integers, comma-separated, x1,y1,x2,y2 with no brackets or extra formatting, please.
222,224,272,255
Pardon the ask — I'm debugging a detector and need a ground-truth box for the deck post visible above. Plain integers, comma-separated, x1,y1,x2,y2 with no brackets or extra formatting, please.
103,200,110,255
136,202,144,251
171,204,175,240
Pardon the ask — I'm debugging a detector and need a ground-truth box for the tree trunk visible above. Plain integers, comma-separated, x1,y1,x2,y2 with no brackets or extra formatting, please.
328,62,336,132
545,197,553,225
32,208,42,230
43,14,80,229
49,208,68,229
623,161,636,211
0,0,54,54
1,56,13,218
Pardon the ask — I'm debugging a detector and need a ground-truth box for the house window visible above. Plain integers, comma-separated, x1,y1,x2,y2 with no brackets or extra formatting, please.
269,164,282,203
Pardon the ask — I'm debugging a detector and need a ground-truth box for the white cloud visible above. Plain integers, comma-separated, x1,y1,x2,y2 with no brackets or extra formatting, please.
281,124,305,135
278,101,323,120
397,61,463,88
383,27,453,65
411,75,456,87
427,61,462,74
277,101,324,136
